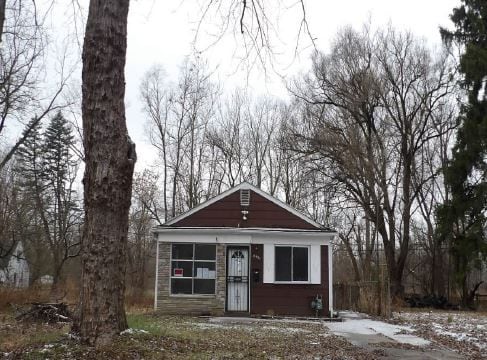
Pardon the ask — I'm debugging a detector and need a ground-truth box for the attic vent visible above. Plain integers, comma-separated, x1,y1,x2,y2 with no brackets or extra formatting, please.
240,189,250,206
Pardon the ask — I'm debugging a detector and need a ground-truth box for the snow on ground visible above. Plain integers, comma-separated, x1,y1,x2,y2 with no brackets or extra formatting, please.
325,311,430,346
120,328,149,335
196,319,311,334
261,325,310,334
393,310,487,353
326,318,430,346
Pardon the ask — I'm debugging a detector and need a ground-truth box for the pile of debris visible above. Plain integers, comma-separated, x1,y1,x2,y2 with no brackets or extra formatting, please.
404,294,457,310
15,302,72,323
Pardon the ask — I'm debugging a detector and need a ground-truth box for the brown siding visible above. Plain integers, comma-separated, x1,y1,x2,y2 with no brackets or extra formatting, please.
171,190,317,229
250,244,329,317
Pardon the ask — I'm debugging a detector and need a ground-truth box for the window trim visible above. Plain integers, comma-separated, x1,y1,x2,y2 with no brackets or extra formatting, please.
273,245,310,284
170,243,217,296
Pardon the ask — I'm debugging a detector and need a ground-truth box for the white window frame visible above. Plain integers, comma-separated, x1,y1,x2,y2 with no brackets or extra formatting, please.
170,243,217,296
273,245,311,284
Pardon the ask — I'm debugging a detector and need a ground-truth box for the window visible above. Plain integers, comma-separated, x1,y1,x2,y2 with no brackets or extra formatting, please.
275,246,309,282
171,244,216,295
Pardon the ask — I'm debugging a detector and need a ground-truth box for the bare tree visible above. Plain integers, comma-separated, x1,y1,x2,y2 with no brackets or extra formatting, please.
78,0,314,345
127,171,157,297
0,0,71,170
140,65,170,222
76,0,136,345
141,59,219,218
208,89,249,188
411,101,457,296
0,152,17,259
291,25,456,297
193,0,315,77
132,170,164,226
245,97,278,188
176,60,219,210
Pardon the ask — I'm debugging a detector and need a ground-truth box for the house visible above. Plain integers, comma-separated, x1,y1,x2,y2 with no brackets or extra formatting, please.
0,241,30,288
153,182,337,317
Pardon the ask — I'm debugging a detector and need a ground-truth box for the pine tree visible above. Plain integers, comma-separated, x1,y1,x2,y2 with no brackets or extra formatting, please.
14,117,50,283
15,117,45,193
14,112,81,290
42,111,80,289
437,0,487,307
43,111,76,191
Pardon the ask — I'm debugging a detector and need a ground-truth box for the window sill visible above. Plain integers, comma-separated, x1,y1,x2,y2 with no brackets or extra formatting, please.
273,281,311,284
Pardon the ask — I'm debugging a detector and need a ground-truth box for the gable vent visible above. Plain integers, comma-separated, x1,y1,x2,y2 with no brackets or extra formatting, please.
240,189,250,206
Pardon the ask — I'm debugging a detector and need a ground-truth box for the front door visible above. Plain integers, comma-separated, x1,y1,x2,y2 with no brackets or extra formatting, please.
226,247,249,312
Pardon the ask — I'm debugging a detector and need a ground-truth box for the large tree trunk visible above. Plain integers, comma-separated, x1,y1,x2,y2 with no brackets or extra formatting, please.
76,0,136,346
0,0,5,43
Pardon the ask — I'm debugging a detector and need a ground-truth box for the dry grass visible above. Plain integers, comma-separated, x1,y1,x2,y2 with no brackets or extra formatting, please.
0,313,69,353
125,289,154,312
0,287,51,312
0,284,154,312
357,286,378,314
0,312,375,359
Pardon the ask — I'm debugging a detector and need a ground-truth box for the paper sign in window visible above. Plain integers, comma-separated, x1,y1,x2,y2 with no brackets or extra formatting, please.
174,268,184,277
197,268,211,278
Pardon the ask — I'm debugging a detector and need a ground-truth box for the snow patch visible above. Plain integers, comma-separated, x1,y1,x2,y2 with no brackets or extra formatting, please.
325,315,430,346
194,323,226,329
120,328,149,335
394,311,487,351
262,325,310,334
39,344,55,353
194,321,311,335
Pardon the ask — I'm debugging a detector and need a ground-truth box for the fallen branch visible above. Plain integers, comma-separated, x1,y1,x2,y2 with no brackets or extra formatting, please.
15,302,72,323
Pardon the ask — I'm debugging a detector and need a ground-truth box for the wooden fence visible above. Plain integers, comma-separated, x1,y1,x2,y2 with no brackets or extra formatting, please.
333,279,391,317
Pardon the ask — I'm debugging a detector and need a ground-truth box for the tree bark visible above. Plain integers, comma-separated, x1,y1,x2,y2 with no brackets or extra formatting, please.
76,0,136,346
0,0,5,43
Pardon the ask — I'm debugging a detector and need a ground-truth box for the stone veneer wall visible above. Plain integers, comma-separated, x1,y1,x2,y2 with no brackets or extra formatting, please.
156,242,226,315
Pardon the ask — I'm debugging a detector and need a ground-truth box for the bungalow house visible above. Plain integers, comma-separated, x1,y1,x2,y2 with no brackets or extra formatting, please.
153,182,336,317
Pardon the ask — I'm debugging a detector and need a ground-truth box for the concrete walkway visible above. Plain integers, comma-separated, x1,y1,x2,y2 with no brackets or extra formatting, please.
325,311,465,360
324,311,430,346
206,313,465,359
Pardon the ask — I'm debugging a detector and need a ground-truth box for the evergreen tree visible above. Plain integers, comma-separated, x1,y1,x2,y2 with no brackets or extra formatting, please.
42,111,80,289
438,0,487,306
14,117,51,283
15,117,45,193
14,112,81,289
43,111,76,193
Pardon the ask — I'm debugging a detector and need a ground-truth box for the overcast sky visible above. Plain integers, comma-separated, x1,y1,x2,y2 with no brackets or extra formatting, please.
119,0,459,170
6,0,457,172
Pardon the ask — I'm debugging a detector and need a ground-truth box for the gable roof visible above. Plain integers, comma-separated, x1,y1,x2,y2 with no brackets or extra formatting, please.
163,182,329,230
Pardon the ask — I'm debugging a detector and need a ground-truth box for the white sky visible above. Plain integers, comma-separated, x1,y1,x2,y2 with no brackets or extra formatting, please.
2,0,460,172
122,0,459,171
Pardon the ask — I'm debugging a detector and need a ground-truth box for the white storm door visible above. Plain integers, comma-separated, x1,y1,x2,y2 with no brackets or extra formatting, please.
226,247,249,312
